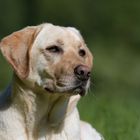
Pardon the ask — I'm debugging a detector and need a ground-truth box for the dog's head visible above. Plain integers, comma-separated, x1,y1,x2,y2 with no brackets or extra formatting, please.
0,23,93,96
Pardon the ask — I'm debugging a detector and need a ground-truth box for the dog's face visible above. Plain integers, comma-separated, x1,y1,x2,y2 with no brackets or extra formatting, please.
0,23,93,96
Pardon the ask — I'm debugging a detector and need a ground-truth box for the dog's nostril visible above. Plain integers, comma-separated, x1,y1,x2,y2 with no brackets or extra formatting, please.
79,70,84,75
74,65,91,80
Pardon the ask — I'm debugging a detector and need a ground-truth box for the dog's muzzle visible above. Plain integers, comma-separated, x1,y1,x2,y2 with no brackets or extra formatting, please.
44,65,91,96
73,65,91,96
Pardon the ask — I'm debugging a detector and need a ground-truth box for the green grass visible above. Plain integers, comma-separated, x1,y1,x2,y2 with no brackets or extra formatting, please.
78,92,140,140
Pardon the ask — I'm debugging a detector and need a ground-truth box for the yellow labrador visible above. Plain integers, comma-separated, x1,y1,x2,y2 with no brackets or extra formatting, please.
0,23,103,140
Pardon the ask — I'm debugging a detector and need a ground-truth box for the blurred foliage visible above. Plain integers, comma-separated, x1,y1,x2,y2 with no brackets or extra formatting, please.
0,0,140,139
0,0,140,93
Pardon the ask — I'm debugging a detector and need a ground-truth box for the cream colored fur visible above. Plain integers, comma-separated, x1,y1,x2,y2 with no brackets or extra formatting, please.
0,23,103,140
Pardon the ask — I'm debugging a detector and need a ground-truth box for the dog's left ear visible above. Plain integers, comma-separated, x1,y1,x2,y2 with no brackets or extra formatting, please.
0,26,41,79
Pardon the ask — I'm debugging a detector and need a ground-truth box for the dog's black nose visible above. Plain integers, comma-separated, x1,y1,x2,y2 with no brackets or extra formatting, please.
74,65,91,81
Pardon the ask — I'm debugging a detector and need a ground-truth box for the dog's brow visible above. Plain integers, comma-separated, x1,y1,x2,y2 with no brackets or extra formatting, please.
57,39,64,45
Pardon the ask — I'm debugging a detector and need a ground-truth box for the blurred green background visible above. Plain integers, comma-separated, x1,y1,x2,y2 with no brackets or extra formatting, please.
0,0,140,140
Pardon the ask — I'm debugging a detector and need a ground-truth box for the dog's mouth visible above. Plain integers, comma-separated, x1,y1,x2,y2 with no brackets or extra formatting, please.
44,81,88,96
72,86,86,96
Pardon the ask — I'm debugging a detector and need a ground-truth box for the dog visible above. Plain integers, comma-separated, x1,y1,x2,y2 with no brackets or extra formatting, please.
0,23,103,140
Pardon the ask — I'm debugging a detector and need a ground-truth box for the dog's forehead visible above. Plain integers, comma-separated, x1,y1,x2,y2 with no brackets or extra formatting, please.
34,24,84,49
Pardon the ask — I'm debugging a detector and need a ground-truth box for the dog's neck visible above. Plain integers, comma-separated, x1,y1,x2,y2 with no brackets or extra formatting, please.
11,74,80,139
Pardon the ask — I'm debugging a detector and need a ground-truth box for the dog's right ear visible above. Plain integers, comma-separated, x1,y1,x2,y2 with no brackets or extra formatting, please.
0,26,41,79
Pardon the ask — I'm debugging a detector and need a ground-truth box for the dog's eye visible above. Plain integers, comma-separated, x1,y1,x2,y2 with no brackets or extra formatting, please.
46,46,62,53
79,49,86,57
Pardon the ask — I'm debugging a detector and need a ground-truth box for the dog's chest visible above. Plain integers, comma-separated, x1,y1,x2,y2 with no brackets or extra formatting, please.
38,108,81,140
0,107,28,140
38,126,81,140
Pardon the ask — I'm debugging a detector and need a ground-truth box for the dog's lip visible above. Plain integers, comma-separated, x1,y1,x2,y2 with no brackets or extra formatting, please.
44,87,54,93
44,84,87,96
73,87,86,96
